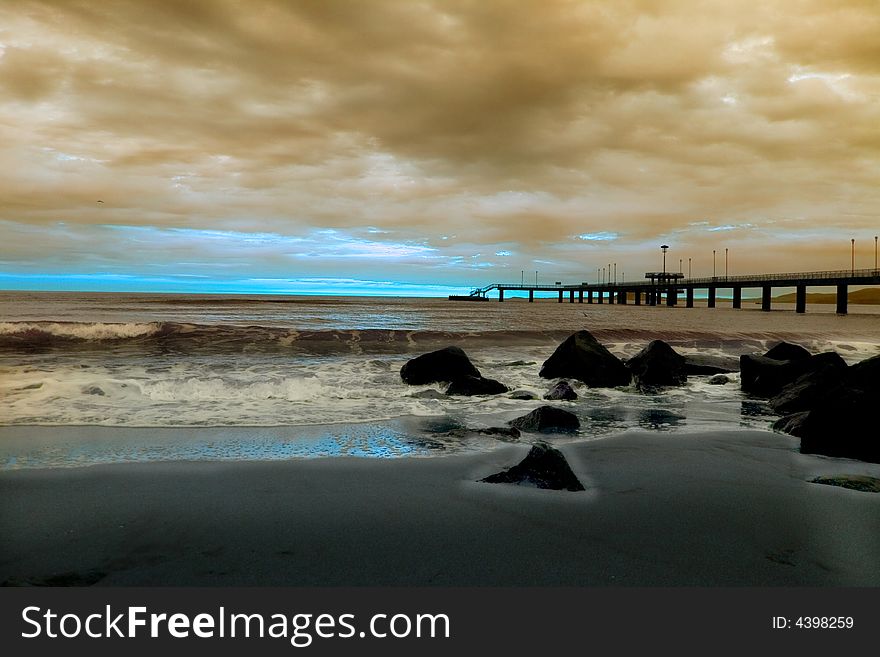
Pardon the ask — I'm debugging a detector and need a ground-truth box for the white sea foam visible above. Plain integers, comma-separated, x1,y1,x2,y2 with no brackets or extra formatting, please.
0,345,765,431
0,321,161,340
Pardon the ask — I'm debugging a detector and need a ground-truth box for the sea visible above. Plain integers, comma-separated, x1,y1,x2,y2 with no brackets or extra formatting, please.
2,291,879,469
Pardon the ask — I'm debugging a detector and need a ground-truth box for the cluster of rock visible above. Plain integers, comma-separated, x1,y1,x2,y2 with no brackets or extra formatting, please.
742,342,879,463
399,331,711,492
401,330,736,403
399,332,880,489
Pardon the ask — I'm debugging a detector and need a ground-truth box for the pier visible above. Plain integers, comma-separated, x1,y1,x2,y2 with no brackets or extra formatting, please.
452,268,880,314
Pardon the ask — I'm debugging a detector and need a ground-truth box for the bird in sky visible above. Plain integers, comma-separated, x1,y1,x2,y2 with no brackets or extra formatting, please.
96,200,104,203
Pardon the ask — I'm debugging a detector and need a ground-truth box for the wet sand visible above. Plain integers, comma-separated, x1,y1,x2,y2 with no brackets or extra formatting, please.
2,428,879,586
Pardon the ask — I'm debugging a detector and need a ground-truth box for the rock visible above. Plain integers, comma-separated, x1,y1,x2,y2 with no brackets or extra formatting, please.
848,353,880,393
626,340,687,387
83,386,105,396
400,346,481,385
811,475,880,493
764,341,812,361
509,406,580,433
501,360,535,367
480,442,585,491
410,389,447,399
772,389,879,463
683,354,740,375
740,355,789,396
445,375,508,396
740,351,847,397
768,364,848,415
477,426,521,439
543,380,578,401
539,330,631,387
509,390,537,400
708,374,730,385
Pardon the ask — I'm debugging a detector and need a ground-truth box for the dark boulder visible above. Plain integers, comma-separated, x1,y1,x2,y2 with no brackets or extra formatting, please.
446,375,508,396
543,380,578,401
768,365,848,415
740,354,788,396
400,346,480,385
848,353,880,393
764,341,812,361
539,330,631,387
741,351,847,397
626,340,687,387
481,442,585,491
509,390,537,400
509,406,580,433
683,354,740,375
773,389,879,463
708,374,731,385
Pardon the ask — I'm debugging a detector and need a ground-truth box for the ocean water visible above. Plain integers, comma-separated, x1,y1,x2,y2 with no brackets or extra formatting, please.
2,291,879,467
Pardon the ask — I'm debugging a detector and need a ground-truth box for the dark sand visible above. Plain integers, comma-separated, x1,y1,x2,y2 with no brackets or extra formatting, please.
2,429,879,586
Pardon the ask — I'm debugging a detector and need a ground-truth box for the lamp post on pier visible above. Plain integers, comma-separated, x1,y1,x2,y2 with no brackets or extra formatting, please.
688,257,691,279
725,248,728,277
661,245,669,275
875,235,878,270
713,250,716,277
851,238,855,275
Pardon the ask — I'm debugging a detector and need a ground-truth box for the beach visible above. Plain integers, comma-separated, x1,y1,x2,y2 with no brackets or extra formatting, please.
2,292,880,587
3,427,879,586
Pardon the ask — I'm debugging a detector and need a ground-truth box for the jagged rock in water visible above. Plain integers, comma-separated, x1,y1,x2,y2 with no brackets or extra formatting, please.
768,366,848,415
509,406,580,433
481,442,585,491
764,341,812,361
400,346,480,385
740,351,846,397
445,375,508,396
773,388,879,464
626,340,687,388
543,380,578,401
509,390,537,400
708,374,731,385
539,330,631,388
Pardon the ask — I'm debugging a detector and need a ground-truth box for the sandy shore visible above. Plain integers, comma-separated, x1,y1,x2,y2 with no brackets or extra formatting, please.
2,428,879,586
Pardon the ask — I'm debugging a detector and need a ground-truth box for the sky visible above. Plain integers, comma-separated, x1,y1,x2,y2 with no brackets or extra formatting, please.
1,0,879,296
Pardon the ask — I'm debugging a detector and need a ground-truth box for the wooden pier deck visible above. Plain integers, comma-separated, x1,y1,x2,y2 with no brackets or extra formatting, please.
452,268,880,314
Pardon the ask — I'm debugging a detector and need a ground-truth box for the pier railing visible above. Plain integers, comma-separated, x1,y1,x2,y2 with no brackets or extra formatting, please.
489,268,880,289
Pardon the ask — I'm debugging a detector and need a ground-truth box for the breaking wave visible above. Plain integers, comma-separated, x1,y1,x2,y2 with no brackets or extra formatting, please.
0,320,844,356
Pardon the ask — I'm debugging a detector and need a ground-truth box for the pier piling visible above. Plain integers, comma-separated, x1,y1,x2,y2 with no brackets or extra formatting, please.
836,284,848,314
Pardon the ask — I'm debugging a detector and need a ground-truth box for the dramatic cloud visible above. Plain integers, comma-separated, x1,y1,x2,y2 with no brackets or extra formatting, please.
1,0,878,293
